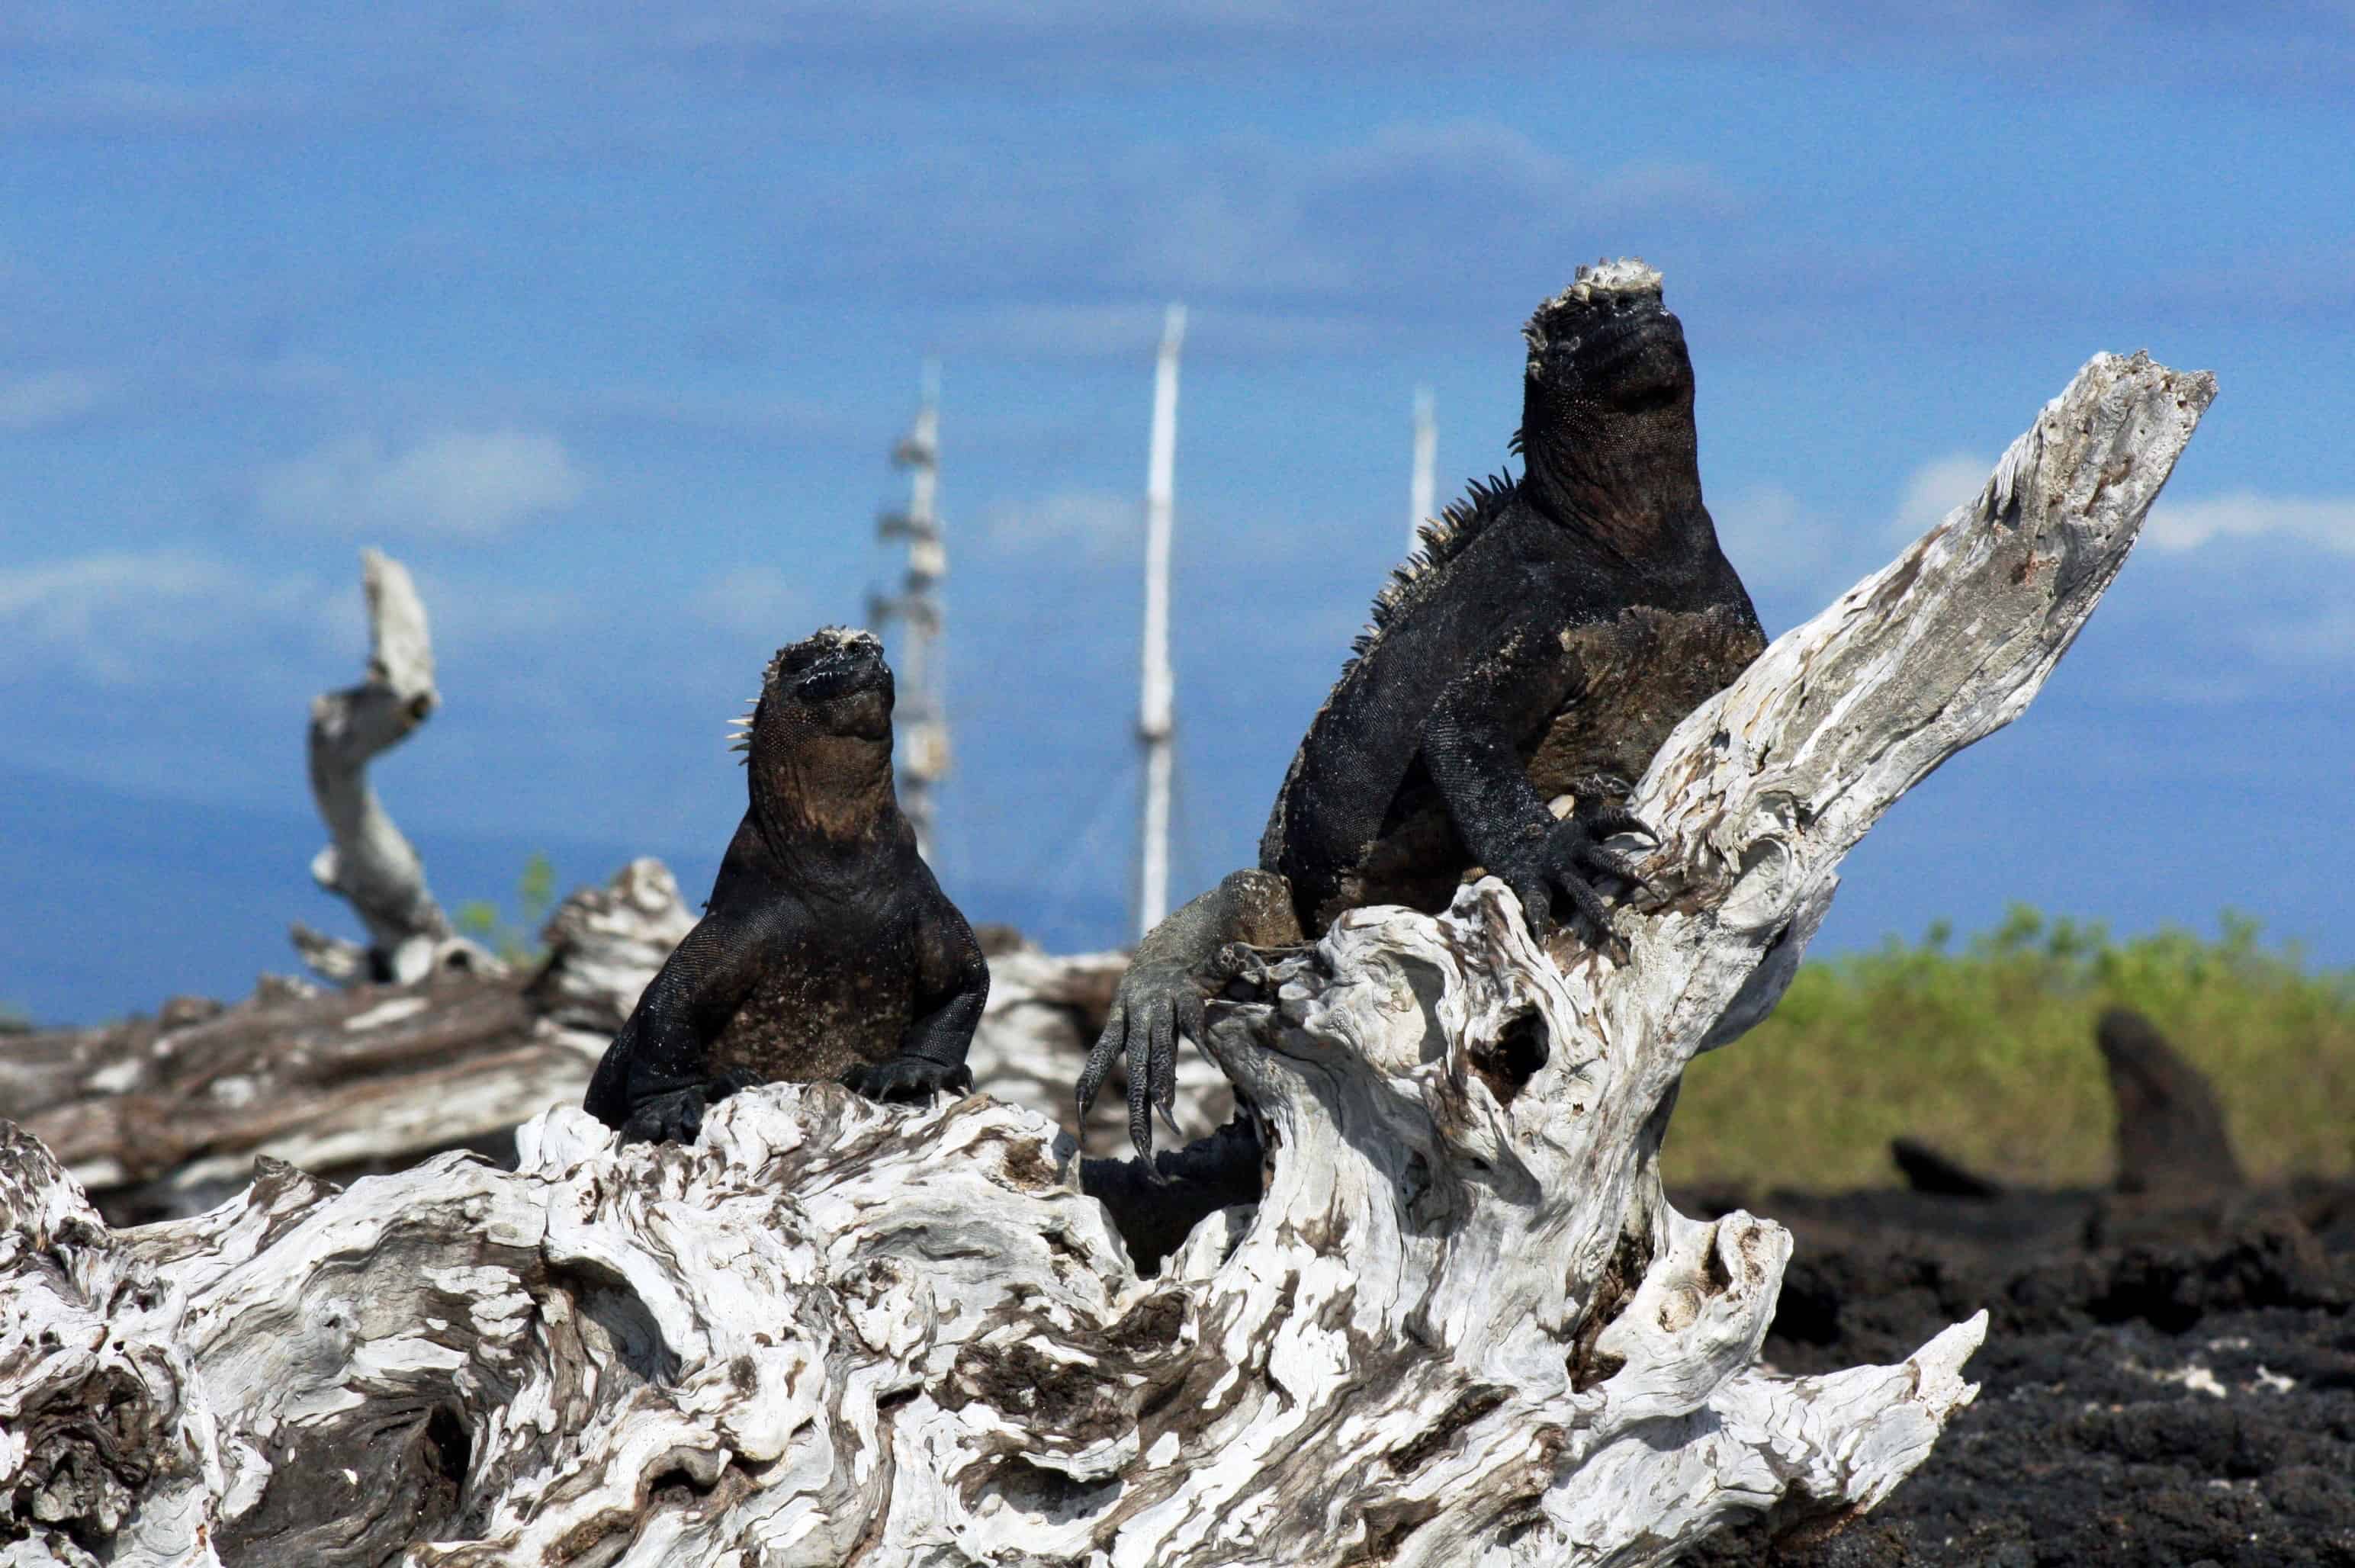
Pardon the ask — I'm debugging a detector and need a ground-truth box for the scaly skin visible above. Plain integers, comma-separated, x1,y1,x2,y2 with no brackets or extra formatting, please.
1080,262,1767,1164
585,628,988,1143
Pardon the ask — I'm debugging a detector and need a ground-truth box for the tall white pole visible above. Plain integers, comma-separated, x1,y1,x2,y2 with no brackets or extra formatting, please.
1409,384,1436,554
1137,303,1184,937
875,359,948,863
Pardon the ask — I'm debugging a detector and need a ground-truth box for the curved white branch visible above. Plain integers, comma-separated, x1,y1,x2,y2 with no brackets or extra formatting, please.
295,548,494,986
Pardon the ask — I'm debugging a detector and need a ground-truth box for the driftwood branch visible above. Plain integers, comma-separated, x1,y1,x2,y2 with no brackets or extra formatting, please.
0,353,2212,1565
291,548,495,987
2,860,1144,1225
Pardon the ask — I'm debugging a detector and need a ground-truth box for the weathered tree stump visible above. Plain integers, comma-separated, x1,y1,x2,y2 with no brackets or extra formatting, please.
291,548,498,987
0,352,2212,1565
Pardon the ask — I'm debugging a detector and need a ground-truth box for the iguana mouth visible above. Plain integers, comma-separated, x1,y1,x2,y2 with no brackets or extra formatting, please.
764,626,886,699
791,637,888,702
1572,296,1674,360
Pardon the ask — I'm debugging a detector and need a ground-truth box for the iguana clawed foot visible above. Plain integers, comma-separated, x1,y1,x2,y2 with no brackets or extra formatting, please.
618,1067,764,1146
1078,940,1306,1167
1493,793,1660,953
1076,956,1213,1168
1209,940,1300,990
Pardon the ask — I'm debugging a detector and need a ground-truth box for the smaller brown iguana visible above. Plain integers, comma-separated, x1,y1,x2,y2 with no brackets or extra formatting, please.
585,627,989,1144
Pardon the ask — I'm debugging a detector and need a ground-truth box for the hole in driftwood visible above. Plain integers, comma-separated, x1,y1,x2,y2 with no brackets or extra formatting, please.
554,1259,683,1389
647,1460,724,1505
1569,1226,1653,1392
985,1454,1122,1525
1471,1009,1550,1105
422,1403,472,1496
1700,1224,1736,1297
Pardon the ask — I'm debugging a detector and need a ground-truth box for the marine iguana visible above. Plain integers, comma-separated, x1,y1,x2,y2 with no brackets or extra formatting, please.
585,627,988,1144
1080,259,1767,1162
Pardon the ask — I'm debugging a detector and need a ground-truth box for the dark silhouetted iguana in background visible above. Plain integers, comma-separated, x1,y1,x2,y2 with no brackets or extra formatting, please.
1081,259,1768,1163
586,627,988,1144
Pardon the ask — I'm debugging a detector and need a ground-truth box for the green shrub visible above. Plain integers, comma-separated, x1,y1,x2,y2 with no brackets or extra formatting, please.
455,852,557,969
1664,906,2355,1193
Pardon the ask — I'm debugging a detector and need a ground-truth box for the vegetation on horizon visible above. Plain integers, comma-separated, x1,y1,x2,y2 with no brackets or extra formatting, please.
455,851,557,969
425,858,2355,1196
1667,906,2355,1194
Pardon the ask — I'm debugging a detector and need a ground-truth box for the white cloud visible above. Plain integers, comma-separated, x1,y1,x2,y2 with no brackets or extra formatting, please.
982,489,1137,561
695,565,808,639
811,116,1744,335
2145,492,2355,554
255,430,586,536
2248,606,2355,664
1711,481,1862,602
0,548,600,692
0,551,330,686
1891,453,1993,541
0,370,105,431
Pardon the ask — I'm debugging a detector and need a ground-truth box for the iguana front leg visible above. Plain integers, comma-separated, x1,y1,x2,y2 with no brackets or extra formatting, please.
843,879,988,1103
1078,867,1300,1163
1423,651,1655,946
584,910,773,1144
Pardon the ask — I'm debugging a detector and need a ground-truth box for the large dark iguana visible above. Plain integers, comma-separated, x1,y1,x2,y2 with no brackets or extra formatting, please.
585,627,989,1145
1079,260,1767,1162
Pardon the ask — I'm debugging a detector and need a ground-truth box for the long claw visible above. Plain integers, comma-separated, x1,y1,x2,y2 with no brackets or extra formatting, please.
1580,845,1652,891
1554,869,1614,943
1584,806,1657,843
1077,1008,1125,1115
1512,879,1555,942
1126,1012,1157,1165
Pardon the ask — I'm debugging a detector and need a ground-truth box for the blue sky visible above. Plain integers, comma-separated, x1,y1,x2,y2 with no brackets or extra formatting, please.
4,4,2353,1023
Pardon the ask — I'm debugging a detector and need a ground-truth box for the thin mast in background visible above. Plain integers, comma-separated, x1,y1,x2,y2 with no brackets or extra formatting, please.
1409,385,1436,553
1137,304,1185,937
874,359,948,863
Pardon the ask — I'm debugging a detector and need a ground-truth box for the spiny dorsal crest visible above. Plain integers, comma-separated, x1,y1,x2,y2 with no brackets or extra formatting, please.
1522,256,1664,374
1352,471,1520,659
727,697,757,761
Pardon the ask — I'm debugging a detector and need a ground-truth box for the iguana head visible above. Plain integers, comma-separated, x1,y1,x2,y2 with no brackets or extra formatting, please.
1521,259,1687,410
732,626,899,843
1516,259,1704,538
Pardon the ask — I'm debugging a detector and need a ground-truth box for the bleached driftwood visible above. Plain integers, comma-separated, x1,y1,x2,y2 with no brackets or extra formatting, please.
2,859,1161,1223
0,353,2212,1565
0,972,561,1226
0,862,703,1223
0,858,701,1224
291,548,496,987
